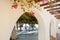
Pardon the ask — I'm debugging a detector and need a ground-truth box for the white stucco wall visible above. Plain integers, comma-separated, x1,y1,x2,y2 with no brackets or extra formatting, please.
50,15,58,38
57,19,60,24
29,7,51,40
0,0,57,40
0,0,23,40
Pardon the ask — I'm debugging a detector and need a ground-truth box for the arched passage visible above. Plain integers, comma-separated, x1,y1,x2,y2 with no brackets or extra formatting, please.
10,6,52,40
10,10,45,40
15,12,38,40
50,16,58,40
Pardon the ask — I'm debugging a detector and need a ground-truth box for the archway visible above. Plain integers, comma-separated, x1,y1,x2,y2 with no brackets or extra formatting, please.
10,7,51,40
49,16,57,40
16,12,39,40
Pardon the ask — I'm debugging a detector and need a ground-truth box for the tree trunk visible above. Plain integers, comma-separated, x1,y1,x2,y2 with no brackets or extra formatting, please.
16,23,18,30
31,24,34,31
20,27,22,31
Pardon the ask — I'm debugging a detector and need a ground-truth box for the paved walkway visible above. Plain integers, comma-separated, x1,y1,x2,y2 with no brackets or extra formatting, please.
17,33,38,40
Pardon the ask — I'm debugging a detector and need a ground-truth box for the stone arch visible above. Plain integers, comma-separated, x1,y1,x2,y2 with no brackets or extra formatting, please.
11,10,45,40
16,12,38,31
50,16,57,38
10,7,52,40
47,14,57,40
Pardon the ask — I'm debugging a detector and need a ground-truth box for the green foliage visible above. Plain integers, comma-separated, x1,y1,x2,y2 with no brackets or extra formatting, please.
58,27,60,29
16,12,38,24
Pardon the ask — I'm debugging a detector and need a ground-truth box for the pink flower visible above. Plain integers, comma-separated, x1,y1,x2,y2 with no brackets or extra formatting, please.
12,3,18,9
31,11,35,16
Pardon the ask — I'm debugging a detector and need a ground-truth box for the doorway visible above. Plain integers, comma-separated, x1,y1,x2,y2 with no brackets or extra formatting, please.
16,12,38,40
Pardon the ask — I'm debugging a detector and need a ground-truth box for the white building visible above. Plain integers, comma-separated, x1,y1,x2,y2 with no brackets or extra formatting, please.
0,0,59,40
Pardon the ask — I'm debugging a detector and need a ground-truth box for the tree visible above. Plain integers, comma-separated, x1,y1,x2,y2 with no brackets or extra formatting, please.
16,12,38,30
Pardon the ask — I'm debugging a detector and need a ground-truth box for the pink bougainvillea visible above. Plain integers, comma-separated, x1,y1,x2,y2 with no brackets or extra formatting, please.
30,11,35,16
39,0,48,4
12,3,18,9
